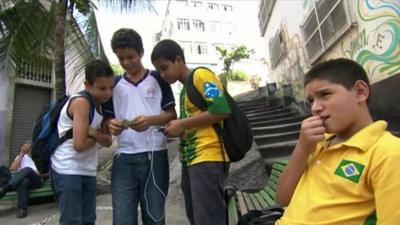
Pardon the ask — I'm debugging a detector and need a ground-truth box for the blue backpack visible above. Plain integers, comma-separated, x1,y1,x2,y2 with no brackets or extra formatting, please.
31,90,95,174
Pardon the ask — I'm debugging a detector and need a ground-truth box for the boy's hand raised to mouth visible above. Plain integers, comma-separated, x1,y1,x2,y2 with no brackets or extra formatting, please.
298,115,326,153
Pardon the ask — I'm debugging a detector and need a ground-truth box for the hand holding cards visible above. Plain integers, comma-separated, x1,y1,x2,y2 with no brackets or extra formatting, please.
121,117,139,128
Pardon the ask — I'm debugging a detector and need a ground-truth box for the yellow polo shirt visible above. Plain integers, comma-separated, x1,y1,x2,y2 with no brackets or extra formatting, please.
276,120,400,225
179,67,231,167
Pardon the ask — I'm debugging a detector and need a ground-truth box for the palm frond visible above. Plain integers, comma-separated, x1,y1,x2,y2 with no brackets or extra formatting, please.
0,0,54,79
64,15,96,85
97,0,156,14
80,10,107,61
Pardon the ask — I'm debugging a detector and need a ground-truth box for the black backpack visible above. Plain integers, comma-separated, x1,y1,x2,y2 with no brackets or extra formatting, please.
31,91,95,174
237,206,284,225
186,67,253,162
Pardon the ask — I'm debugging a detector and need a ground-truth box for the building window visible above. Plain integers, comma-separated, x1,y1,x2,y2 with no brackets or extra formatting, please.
269,30,286,69
191,1,202,8
192,19,205,32
180,41,192,54
194,42,208,55
224,23,235,35
176,0,188,6
177,18,190,30
258,0,276,37
221,4,233,12
209,21,220,32
300,0,352,63
208,3,219,10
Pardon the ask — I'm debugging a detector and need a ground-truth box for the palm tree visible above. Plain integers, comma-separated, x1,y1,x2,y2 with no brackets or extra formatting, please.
216,45,254,89
0,0,154,98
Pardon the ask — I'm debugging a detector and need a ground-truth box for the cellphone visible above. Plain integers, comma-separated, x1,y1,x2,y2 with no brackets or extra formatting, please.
158,127,166,133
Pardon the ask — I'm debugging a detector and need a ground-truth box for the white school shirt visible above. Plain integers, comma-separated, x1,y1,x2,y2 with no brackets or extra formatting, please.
105,70,175,155
51,94,103,176
15,155,39,173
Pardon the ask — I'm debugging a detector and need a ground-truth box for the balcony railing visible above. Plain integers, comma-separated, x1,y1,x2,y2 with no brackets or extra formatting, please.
17,59,52,84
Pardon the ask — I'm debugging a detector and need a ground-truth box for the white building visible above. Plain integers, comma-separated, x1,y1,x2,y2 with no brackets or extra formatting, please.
156,0,268,102
158,0,240,73
157,0,268,75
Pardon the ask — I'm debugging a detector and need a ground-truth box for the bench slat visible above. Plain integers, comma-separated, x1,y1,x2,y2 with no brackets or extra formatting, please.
259,188,276,205
242,192,257,211
228,160,288,225
248,192,263,210
227,196,239,225
254,192,270,208
236,191,249,215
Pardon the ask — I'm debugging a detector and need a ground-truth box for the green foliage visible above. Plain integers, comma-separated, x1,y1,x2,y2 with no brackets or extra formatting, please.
219,70,250,82
216,45,254,87
0,0,55,78
0,0,153,81
74,0,92,15
111,64,125,75
231,70,250,81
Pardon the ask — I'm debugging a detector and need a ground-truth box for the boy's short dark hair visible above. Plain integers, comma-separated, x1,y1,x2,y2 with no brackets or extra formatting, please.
151,39,185,63
111,28,143,55
304,58,370,91
85,60,114,85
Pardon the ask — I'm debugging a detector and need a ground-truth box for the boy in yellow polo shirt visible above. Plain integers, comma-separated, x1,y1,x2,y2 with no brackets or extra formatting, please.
276,58,400,225
151,39,231,225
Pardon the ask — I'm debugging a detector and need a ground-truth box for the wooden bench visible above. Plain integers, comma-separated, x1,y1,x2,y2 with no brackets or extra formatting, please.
0,178,54,203
227,159,288,225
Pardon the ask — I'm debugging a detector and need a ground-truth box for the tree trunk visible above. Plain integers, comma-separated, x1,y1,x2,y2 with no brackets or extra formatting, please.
54,0,67,99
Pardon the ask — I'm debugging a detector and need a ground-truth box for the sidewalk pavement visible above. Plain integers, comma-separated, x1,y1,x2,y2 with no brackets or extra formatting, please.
0,138,190,225
0,190,190,225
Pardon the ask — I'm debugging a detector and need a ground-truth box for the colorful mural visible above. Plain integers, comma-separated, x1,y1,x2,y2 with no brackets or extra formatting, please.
267,0,399,104
340,0,400,83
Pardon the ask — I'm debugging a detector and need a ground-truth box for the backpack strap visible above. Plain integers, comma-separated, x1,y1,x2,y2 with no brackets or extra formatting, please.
63,90,96,140
186,67,228,165
186,67,213,111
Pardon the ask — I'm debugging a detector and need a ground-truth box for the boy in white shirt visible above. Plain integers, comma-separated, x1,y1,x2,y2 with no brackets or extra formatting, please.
51,60,114,225
0,143,43,218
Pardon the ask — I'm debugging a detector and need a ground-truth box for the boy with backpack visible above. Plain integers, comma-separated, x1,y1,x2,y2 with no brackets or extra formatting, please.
0,143,43,218
275,58,400,225
151,39,231,225
104,28,176,225
50,60,114,225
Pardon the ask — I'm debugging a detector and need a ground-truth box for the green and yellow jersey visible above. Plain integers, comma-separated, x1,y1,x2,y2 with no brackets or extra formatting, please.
179,67,231,167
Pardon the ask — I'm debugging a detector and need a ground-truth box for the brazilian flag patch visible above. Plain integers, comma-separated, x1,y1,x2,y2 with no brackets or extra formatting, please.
334,159,365,183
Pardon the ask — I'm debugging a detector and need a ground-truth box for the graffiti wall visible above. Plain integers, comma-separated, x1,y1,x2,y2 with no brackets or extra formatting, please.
321,0,400,83
262,0,399,122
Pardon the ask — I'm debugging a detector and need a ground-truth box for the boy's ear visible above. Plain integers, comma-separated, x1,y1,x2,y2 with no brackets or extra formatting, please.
176,55,184,64
353,80,369,102
84,80,91,90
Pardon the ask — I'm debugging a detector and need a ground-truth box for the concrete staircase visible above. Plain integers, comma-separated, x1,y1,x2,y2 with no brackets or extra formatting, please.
238,97,307,160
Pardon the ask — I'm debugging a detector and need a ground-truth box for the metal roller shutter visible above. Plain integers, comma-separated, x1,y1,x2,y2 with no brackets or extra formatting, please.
10,85,50,161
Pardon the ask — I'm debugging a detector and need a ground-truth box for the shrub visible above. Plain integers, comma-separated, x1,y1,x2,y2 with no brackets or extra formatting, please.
218,70,250,81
